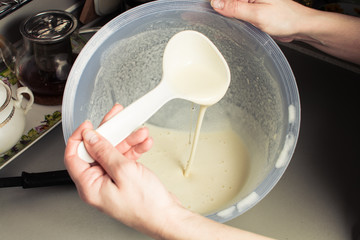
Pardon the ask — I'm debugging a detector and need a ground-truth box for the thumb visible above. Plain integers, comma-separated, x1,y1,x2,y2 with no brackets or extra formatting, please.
211,0,257,22
82,129,128,180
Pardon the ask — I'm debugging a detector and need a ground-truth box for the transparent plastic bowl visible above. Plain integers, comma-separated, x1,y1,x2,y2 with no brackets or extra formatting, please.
62,0,300,223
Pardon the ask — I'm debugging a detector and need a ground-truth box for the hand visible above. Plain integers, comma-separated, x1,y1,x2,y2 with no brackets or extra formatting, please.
67,104,153,161
210,0,313,42
210,0,360,64
64,104,181,238
65,104,276,240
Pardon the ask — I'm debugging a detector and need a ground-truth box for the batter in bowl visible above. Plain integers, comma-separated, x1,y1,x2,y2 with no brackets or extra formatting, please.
139,123,250,215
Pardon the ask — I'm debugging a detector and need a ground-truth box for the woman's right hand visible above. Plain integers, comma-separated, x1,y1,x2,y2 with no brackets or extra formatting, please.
64,105,182,238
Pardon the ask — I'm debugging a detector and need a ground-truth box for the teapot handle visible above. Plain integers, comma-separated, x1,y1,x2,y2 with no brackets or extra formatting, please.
15,87,34,114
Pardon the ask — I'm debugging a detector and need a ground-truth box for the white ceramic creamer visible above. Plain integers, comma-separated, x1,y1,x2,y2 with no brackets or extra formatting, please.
0,81,34,154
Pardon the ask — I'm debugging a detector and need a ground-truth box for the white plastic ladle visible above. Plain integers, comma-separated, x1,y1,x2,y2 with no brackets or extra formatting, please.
78,30,231,163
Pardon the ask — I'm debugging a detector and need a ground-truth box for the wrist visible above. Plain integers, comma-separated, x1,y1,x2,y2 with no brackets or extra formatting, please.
290,4,322,43
293,7,342,45
156,205,197,240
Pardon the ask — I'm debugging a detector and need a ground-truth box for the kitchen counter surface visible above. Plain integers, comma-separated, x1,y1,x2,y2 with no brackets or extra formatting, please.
0,46,359,239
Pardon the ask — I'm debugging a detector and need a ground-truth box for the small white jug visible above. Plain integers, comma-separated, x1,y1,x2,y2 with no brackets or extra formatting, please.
0,81,34,154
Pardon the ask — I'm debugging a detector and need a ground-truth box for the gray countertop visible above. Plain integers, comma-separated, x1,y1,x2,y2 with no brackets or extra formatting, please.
0,46,359,239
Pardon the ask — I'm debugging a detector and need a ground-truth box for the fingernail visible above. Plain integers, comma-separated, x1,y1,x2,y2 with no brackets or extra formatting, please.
84,130,99,144
211,0,224,9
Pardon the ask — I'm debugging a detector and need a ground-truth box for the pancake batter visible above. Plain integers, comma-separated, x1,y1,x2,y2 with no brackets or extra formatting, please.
139,124,250,214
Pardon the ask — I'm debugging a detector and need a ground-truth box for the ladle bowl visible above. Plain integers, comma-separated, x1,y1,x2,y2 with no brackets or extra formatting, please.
163,30,230,106
77,30,230,163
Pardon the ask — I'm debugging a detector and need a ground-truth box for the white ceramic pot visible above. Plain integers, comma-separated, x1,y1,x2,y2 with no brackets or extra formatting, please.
0,81,34,154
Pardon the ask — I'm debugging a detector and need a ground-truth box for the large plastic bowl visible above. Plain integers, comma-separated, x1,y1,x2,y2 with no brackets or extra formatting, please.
62,0,300,223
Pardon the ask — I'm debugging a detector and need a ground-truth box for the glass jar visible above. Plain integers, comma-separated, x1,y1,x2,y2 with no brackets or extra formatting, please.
16,10,78,105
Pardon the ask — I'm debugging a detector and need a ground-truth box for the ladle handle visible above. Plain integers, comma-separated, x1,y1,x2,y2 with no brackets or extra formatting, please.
78,83,174,163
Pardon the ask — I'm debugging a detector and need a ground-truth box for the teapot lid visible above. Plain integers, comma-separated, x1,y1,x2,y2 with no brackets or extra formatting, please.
0,82,11,111
20,10,78,44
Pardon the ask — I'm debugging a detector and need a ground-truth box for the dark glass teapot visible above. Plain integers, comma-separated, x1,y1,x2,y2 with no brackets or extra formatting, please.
16,10,78,105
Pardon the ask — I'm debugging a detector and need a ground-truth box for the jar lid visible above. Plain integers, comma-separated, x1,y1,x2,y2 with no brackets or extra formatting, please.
20,10,78,44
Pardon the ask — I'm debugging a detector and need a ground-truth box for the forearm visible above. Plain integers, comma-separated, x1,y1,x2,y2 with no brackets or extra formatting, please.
294,9,360,64
158,206,274,240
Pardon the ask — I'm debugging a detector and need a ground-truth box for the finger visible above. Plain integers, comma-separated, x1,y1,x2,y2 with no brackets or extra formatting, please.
133,137,153,155
99,105,152,157
82,129,128,182
116,127,150,153
64,120,94,181
211,0,262,22
123,137,153,160
99,103,124,126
